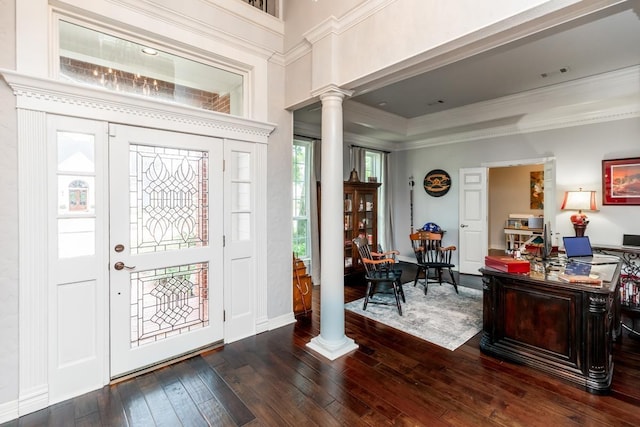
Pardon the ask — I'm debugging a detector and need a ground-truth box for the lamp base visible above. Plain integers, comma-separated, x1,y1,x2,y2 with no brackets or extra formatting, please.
573,224,587,237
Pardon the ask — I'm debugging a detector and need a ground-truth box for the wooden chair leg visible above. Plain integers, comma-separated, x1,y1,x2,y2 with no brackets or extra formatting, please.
449,268,459,293
413,268,422,287
397,280,406,303
392,282,403,316
363,281,373,310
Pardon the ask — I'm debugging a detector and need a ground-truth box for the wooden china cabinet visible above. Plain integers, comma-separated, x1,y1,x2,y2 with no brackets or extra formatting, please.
317,181,381,277
342,181,381,276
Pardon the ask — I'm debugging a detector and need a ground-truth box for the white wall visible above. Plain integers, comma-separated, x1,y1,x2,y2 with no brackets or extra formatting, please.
0,0,18,412
284,0,573,109
0,0,291,420
266,57,294,320
393,117,640,264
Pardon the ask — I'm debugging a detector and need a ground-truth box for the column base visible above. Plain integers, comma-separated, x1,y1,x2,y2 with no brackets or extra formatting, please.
306,335,358,361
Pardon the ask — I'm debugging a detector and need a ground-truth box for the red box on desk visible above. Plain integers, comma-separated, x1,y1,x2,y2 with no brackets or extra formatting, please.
484,256,530,273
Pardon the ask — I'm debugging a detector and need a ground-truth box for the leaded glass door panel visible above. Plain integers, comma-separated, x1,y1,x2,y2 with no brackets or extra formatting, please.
109,124,223,378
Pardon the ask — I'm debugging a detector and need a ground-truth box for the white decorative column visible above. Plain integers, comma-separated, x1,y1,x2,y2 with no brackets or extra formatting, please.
17,108,50,414
307,86,357,360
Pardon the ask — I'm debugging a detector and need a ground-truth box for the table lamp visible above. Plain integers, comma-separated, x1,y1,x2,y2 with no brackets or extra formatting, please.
561,188,597,236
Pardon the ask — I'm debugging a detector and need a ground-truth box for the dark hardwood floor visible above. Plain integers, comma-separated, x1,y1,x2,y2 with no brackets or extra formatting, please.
4,263,640,426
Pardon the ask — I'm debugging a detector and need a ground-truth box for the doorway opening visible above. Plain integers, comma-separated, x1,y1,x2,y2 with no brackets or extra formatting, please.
486,158,555,257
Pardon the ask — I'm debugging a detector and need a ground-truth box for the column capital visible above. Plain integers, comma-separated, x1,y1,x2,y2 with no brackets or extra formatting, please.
311,84,354,100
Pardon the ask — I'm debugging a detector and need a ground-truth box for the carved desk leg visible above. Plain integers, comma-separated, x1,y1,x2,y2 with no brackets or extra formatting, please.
480,275,493,351
585,293,613,395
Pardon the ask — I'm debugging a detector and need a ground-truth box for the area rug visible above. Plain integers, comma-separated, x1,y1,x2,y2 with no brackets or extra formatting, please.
345,283,483,351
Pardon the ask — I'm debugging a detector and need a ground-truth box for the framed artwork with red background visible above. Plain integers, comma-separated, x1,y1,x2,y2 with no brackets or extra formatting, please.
602,157,640,205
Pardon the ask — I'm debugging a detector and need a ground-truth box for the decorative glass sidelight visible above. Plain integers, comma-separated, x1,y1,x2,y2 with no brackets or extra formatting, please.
229,151,252,241
130,144,209,254
56,131,97,258
130,262,209,347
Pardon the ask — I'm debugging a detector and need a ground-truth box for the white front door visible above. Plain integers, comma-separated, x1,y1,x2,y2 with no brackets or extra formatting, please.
458,167,488,275
109,124,224,378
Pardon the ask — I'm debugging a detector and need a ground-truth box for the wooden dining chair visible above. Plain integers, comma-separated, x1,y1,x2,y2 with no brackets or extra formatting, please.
409,231,458,295
353,236,405,315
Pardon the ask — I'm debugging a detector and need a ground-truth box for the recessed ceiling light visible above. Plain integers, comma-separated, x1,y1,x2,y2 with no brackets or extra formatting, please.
141,47,159,56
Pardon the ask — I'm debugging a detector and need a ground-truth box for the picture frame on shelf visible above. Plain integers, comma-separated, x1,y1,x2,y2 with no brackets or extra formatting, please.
602,157,640,205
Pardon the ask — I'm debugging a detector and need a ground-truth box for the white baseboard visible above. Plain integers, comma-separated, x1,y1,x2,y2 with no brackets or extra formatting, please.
268,312,296,331
18,386,49,418
0,399,19,424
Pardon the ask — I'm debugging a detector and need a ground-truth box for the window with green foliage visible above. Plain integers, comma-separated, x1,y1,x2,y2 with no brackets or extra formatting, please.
292,140,311,259
364,151,382,182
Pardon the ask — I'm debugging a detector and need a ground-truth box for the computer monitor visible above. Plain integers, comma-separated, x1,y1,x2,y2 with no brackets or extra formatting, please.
542,222,553,260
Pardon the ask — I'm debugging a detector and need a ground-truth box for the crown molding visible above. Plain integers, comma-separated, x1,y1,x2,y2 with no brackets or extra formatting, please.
0,69,275,142
344,100,408,136
284,40,312,66
303,16,341,45
398,99,639,151
407,65,640,137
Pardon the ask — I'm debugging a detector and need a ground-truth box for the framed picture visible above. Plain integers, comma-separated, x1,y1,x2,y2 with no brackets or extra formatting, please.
602,157,640,205
530,171,544,209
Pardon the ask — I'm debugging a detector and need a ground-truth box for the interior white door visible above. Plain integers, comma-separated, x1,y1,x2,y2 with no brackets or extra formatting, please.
109,124,224,378
458,167,488,275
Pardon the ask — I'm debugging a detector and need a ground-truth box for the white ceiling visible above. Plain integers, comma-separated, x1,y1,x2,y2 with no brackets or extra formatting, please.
293,3,640,145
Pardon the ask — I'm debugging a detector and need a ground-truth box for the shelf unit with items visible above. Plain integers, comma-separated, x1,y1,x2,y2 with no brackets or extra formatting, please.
503,214,543,254
342,181,381,275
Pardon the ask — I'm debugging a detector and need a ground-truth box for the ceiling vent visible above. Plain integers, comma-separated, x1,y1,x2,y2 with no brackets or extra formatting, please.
541,66,570,78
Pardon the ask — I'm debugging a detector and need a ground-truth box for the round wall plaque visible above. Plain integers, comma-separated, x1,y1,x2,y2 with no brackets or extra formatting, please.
423,169,451,197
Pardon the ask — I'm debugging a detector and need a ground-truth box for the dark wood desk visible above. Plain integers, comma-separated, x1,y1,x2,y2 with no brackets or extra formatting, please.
593,244,640,336
480,261,621,394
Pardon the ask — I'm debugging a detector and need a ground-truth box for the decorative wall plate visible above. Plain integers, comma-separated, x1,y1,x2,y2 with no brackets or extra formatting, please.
423,169,451,197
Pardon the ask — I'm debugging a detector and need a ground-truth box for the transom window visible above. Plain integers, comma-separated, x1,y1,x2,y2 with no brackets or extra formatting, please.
57,19,245,115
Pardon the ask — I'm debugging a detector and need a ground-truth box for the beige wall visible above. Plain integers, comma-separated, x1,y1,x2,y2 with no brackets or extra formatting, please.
489,165,545,251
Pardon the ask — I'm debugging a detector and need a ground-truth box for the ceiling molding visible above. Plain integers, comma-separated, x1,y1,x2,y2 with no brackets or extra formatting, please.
296,65,639,152
344,0,630,95
406,65,640,136
303,16,340,45
284,40,312,66
396,99,639,151
344,101,408,136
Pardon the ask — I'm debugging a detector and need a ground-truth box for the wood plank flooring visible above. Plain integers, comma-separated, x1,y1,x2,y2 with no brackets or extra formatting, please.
3,263,640,426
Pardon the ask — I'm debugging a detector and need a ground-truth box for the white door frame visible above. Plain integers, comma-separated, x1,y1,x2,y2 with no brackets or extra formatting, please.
5,71,274,416
458,157,556,275
483,156,557,247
